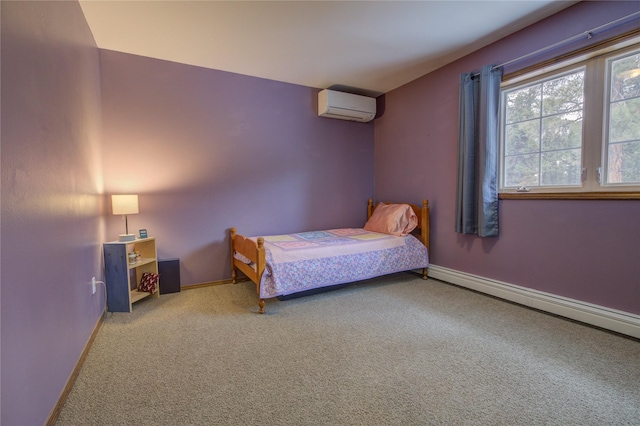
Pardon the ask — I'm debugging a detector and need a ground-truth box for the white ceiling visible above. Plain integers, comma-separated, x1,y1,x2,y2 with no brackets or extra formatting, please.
79,0,576,95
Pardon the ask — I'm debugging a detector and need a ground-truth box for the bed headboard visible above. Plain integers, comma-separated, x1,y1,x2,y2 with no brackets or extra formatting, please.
367,198,430,253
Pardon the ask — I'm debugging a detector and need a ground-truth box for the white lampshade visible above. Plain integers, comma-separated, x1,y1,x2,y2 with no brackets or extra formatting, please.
112,195,139,215
112,195,140,241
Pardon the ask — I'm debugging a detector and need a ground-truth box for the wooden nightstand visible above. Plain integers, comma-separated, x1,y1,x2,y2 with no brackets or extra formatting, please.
103,237,159,312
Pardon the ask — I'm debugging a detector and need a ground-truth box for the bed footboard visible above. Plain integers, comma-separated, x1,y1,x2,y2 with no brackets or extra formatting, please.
230,227,267,313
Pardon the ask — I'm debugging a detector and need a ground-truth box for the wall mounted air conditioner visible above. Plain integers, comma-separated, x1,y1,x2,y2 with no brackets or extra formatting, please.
318,89,376,122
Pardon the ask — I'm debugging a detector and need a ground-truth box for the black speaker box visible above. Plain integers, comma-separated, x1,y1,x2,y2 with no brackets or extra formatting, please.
158,259,180,294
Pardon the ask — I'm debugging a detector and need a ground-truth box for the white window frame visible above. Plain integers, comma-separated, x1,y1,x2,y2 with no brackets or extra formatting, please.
602,48,640,188
499,36,640,196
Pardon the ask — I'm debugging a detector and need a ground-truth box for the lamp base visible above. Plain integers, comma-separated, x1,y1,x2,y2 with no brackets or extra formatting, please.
118,234,137,242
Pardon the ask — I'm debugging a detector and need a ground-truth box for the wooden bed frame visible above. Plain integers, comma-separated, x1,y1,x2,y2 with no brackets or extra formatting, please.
230,198,430,313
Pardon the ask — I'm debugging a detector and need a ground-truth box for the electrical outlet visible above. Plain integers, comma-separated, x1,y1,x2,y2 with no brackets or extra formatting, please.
91,277,96,294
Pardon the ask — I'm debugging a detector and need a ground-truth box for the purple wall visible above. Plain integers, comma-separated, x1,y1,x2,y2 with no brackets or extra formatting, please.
375,1,640,315
99,51,374,286
1,2,105,425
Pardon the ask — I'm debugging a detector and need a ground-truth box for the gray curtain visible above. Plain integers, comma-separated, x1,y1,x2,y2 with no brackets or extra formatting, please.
455,65,503,237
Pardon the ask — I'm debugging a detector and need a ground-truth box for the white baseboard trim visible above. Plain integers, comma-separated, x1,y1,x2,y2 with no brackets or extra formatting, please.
428,265,640,339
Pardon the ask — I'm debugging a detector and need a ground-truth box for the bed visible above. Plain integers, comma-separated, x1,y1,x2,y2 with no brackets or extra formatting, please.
230,199,430,313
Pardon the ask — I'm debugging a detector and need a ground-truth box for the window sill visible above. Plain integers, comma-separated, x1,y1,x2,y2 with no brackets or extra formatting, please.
499,192,640,200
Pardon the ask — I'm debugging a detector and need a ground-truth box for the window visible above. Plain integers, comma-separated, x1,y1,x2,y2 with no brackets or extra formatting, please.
605,50,640,186
499,40,640,195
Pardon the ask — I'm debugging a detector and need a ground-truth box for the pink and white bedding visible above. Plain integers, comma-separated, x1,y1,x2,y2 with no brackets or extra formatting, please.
234,228,429,299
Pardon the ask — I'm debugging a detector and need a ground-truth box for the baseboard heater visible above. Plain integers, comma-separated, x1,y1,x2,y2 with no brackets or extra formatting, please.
428,265,640,339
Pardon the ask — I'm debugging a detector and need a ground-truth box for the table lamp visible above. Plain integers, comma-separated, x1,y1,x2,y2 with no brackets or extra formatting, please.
112,194,139,242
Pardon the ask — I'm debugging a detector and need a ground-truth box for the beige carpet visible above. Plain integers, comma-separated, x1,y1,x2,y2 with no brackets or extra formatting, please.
56,273,640,425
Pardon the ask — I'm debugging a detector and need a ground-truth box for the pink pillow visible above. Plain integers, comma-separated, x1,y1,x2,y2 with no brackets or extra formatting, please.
364,203,418,236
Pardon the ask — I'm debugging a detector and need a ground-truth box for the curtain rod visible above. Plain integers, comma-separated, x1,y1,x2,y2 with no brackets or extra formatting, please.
475,9,640,74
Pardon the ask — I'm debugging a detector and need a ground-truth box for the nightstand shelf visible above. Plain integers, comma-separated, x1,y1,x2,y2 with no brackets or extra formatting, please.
129,258,156,269
103,237,160,312
130,289,153,304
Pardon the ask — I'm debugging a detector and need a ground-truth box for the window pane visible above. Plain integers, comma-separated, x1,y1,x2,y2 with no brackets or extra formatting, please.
608,141,640,183
504,154,539,187
505,120,540,155
610,52,640,101
505,85,541,124
541,149,582,186
609,98,640,143
542,72,584,116
502,68,584,190
541,113,583,151
606,51,640,186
